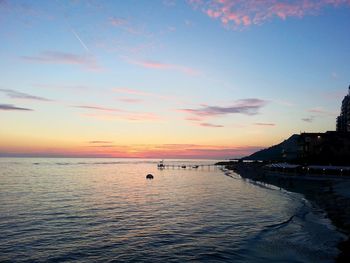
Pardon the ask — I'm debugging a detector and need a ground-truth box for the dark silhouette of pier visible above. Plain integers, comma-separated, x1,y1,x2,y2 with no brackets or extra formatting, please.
157,162,223,170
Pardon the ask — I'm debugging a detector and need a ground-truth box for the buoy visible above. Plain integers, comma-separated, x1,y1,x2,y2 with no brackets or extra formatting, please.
146,174,154,179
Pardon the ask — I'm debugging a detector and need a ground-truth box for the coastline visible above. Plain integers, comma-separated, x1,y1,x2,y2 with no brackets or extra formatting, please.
226,163,350,263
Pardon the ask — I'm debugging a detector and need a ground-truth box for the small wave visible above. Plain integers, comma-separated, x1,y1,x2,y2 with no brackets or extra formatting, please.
265,215,295,229
265,200,309,230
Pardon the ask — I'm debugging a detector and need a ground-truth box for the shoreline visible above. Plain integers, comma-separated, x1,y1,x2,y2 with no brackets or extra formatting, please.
226,163,350,263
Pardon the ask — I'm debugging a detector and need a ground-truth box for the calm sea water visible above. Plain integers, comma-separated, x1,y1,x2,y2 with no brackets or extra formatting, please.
0,158,345,262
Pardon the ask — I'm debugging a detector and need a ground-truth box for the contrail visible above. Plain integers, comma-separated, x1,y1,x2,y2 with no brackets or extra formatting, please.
56,0,91,53
70,28,90,52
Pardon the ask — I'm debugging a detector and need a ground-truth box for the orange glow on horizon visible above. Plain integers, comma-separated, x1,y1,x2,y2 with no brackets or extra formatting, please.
0,141,263,159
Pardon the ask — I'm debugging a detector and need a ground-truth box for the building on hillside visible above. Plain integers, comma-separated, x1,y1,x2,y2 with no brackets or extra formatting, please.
336,85,350,132
297,131,350,165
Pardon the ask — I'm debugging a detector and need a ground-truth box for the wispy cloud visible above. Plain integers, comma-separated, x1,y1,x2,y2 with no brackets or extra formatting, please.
73,105,123,113
199,122,224,128
114,87,155,97
179,99,268,120
114,87,173,100
0,88,52,101
88,145,116,148
89,141,113,144
82,112,160,122
0,104,33,111
119,97,144,103
254,122,275,126
137,144,263,159
308,107,337,116
302,117,314,123
127,58,200,76
21,51,100,70
109,17,151,36
188,0,350,29
110,17,128,27
75,104,160,122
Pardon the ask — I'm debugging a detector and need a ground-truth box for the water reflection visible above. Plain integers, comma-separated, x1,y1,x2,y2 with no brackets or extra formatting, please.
0,158,343,262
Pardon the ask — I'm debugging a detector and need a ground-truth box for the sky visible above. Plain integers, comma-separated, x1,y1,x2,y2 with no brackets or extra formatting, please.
0,0,350,159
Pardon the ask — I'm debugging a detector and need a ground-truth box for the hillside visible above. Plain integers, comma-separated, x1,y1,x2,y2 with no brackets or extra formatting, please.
243,134,299,161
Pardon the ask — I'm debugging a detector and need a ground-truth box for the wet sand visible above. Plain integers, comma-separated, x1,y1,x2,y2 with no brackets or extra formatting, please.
227,163,350,263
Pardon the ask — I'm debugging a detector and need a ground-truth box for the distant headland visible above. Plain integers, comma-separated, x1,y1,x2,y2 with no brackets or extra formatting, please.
215,85,350,262
240,85,350,166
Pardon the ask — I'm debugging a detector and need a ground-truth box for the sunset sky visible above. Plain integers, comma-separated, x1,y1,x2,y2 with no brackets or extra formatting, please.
1,0,350,159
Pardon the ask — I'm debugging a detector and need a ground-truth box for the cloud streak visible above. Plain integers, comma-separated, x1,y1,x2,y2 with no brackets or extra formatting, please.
308,107,337,116
89,141,113,144
180,99,268,119
254,122,275,126
114,87,174,101
21,51,100,70
199,122,224,128
75,104,160,122
0,104,33,111
0,89,52,101
188,0,350,29
109,17,152,37
302,117,314,123
127,59,200,76
74,105,123,113
119,97,144,103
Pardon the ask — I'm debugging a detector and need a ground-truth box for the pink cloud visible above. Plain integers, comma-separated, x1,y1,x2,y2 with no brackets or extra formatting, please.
118,97,144,103
75,104,161,122
188,0,350,29
114,87,174,101
185,116,204,121
114,87,154,97
82,112,160,122
127,58,200,76
110,17,128,27
109,17,151,36
123,112,160,121
308,107,337,116
21,51,101,71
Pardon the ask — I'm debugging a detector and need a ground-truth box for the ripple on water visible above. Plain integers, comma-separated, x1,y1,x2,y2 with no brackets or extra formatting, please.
0,158,345,262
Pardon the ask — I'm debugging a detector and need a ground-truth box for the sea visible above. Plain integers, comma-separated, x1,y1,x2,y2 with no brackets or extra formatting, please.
0,158,346,262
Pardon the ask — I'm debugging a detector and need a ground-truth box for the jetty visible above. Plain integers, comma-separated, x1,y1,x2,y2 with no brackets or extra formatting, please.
157,161,222,170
